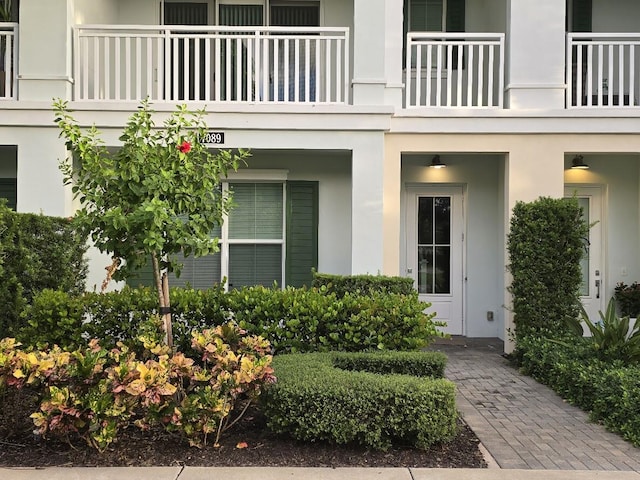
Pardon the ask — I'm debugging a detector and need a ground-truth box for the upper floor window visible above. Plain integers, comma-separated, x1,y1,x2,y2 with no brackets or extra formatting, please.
404,0,465,33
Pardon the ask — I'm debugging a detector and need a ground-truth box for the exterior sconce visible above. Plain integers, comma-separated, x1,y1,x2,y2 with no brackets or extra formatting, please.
570,155,589,170
429,155,446,169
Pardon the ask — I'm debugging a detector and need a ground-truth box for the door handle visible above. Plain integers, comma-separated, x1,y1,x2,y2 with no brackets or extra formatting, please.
595,279,600,299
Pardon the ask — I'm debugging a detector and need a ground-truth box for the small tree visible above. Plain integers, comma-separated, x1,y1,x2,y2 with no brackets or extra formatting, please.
54,99,249,346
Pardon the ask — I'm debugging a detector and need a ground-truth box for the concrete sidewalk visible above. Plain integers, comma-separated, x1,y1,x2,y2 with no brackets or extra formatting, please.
433,338,640,471
2,467,640,480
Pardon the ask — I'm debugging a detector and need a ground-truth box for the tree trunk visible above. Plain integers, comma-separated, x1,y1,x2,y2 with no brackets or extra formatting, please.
151,253,173,348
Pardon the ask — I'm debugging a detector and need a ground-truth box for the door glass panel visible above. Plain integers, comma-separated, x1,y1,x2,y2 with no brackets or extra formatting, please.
417,196,451,295
418,246,433,294
434,197,451,244
434,246,450,293
418,197,433,244
577,197,590,296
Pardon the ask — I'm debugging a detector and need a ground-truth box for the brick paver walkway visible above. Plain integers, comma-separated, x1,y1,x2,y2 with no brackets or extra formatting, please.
432,339,640,471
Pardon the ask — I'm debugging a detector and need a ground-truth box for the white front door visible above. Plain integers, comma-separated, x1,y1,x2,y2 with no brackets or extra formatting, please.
406,186,464,335
565,185,604,326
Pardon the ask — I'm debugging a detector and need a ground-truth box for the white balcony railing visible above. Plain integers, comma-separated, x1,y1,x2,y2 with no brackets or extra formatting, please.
568,33,640,108
0,22,17,100
73,25,350,104
405,32,505,108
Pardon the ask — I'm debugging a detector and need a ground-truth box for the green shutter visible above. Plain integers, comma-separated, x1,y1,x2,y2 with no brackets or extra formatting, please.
219,4,264,26
446,0,465,32
285,181,318,288
571,0,592,33
0,178,16,210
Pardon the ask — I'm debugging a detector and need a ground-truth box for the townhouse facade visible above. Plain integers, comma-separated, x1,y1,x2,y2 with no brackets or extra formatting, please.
2,0,640,350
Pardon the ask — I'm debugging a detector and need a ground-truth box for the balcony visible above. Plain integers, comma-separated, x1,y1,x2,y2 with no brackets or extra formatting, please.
567,33,640,108
73,25,350,104
0,22,17,100
405,33,505,109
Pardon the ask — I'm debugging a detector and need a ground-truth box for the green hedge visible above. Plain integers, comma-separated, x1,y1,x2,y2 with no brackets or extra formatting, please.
0,205,88,338
312,272,415,297
507,197,588,339
517,336,640,446
261,352,457,450
332,350,447,378
17,285,440,354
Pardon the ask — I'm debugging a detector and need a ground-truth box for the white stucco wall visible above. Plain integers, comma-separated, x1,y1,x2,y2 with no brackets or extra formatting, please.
401,154,503,338
73,0,118,24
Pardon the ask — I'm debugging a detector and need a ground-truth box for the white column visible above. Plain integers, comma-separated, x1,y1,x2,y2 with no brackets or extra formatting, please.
351,133,385,273
16,129,72,216
503,143,565,353
505,0,566,109
18,0,74,100
352,0,403,107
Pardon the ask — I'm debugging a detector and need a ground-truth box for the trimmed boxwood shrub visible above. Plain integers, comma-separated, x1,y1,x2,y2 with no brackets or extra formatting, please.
261,352,457,450
507,197,589,339
614,282,640,318
517,336,640,446
312,272,414,297
0,205,88,338
16,285,440,354
332,350,447,378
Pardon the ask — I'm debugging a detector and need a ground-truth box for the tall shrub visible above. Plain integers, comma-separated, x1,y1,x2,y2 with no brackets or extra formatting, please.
507,196,589,339
0,204,88,338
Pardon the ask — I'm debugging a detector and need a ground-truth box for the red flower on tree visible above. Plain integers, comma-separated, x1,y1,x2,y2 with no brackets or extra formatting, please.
178,141,191,154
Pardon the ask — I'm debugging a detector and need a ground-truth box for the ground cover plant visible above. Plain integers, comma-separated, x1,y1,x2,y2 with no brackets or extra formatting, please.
0,321,274,451
517,335,640,446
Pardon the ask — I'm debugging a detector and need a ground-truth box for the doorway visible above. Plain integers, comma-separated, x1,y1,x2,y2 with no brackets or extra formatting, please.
406,185,464,335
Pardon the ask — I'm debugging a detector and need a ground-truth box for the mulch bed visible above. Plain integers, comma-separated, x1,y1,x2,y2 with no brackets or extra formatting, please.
0,393,486,468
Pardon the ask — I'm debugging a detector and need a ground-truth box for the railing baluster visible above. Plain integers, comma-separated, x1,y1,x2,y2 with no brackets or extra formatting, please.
457,43,464,107
618,44,624,106
587,44,593,106
94,36,100,100
446,42,452,107
294,38,300,102
115,36,121,100
467,44,474,106
597,44,603,105
324,37,330,103
425,44,432,107
183,36,189,100
215,35,221,102
226,37,232,101
273,36,279,102
194,36,201,101
146,38,153,100
284,38,290,102
204,37,211,102
435,44,442,107
305,38,310,103
136,37,142,100
314,37,320,103
487,44,494,107
577,42,583,105
630,45,635,106
608,44,613,105
415,43,422,106
477,43,484,107
125,37,131,100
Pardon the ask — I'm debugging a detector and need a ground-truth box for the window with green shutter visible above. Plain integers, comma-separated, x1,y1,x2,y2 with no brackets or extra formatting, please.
127,180,318,291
